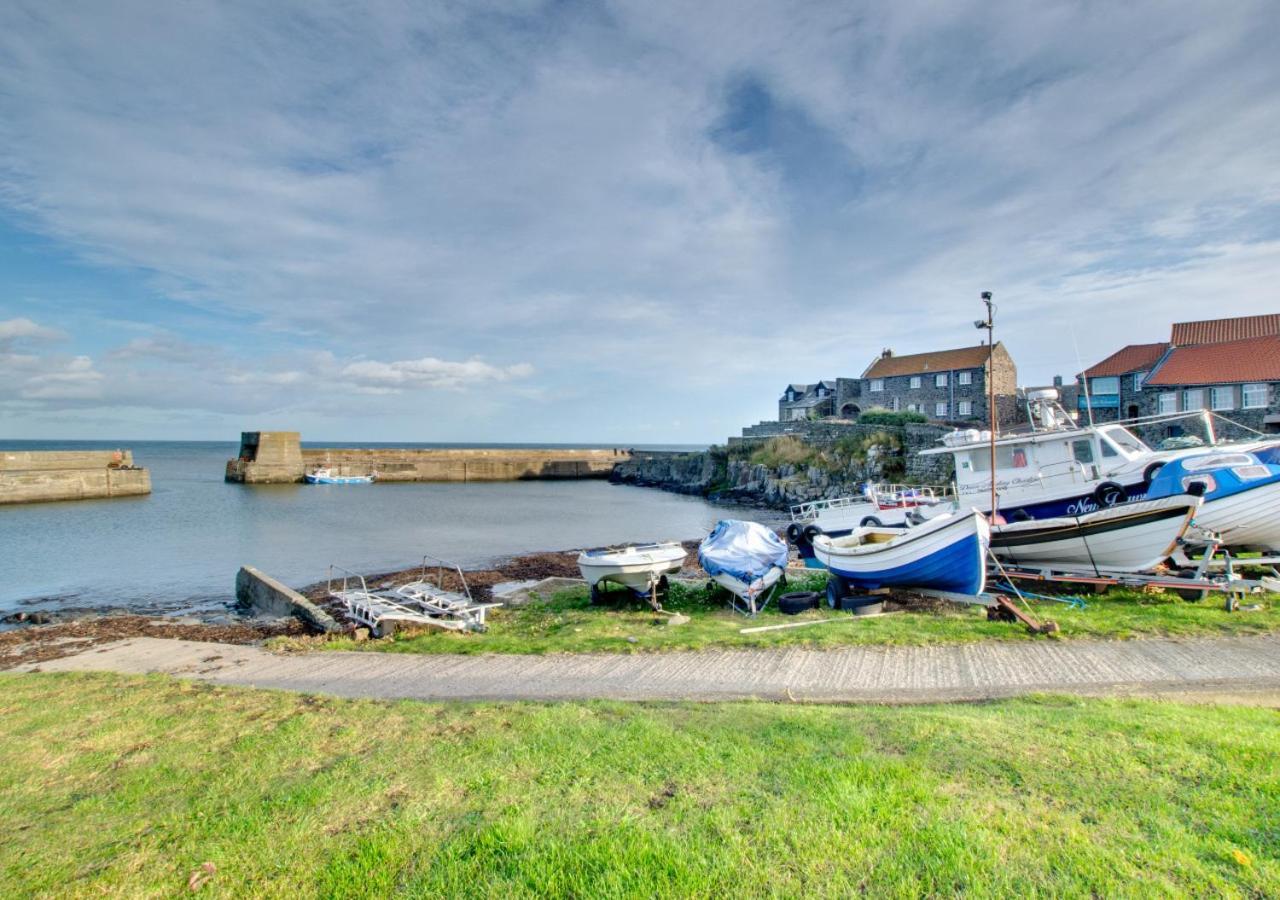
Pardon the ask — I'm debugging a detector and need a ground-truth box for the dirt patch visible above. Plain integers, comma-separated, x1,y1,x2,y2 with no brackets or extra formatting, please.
0,616,305,670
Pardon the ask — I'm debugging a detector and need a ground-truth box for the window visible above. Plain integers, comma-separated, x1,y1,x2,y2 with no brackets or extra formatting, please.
1158,392,1176,414
1091,376,1120,395
1100,440,1118,458
935,373,948,388
957,400,973,416
1211,386,1234,411
935,401,948,417
958,370,972,386
909,375,921,389
1183,389,1204,411
907,403,917,413
1243,383,1267,408
889,397,900,411
1071,439,1095,464
869,378,884,392
1133,371,1146,391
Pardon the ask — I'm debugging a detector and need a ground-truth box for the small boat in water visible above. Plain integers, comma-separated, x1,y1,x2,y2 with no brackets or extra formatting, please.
698,520,789,616
991,493,1202,575
812,510,990,600
305,467,376,484
577,541,687,605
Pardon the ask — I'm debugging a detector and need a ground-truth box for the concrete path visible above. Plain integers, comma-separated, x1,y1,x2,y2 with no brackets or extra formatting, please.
23,634,1280,704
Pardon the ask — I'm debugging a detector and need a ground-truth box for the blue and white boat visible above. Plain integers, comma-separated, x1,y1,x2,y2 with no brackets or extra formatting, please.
305,467,376,485
811,509,990,600
919,388,1280,552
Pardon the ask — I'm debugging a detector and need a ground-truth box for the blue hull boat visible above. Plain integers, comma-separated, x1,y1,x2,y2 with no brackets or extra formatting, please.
811,510,990,598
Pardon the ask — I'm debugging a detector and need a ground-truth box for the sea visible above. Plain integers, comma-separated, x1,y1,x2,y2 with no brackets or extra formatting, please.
0,440,783,617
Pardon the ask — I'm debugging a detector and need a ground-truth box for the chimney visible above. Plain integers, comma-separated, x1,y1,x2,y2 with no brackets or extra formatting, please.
881,348,893,359
1053,375,1063,387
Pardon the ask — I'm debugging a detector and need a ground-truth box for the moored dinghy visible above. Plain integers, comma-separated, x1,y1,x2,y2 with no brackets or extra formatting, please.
991,493,1203,575
812,510,990,604
305,467,376,484
576,541,687,607
698,520,789,616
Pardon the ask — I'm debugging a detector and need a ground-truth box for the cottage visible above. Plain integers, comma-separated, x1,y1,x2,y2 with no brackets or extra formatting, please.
777,380,837,422
1079,313,1280,434
859,344,1018,426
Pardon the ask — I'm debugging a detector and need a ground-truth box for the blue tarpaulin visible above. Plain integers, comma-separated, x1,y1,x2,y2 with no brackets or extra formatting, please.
698,520,788,584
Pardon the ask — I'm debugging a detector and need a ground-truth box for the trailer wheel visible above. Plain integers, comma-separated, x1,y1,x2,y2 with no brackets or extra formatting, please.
826,578,845,609
860,516,882,527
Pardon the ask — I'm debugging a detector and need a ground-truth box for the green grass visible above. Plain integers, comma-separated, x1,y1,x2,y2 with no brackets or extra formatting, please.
0,674,1276,897
305,574,1280,656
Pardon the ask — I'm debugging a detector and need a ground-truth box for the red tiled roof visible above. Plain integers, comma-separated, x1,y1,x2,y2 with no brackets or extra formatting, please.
1145,335,1280,386
1081,342,1169,378
863,344,993,378
1171,314,1280,346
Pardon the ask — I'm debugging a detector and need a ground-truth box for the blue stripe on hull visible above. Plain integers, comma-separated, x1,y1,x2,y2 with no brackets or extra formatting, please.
825,531,985,595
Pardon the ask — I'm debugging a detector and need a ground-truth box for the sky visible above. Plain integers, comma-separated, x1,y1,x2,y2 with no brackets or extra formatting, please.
2,1,1279,444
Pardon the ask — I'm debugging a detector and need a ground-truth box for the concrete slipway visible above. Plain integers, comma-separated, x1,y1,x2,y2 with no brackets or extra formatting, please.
23,634,1280,705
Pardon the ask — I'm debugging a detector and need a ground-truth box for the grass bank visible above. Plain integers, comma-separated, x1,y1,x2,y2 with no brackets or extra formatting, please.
0,673,1275,896
302,575,1280,656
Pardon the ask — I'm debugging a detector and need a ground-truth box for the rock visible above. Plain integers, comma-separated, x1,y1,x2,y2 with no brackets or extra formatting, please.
666,613,690,626
626,636,639,643
353,627,370,642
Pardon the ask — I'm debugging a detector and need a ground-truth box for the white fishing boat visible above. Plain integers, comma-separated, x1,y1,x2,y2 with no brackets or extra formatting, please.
698,520,789,616
576,541,687,604
991,493,1202,575
787,483,955,567
812,510,990,604
305,467,375,484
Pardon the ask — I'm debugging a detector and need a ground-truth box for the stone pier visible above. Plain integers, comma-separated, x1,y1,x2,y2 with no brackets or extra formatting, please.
225,431,631,484
0,449,151,505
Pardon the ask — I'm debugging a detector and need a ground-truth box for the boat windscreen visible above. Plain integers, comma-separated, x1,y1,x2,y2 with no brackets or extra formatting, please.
1101,426,1149,455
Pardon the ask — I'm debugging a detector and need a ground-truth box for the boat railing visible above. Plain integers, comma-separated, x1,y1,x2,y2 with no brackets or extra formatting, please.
791,484,954,520
416,554,473,604
327,564,372,599
789,494,871,521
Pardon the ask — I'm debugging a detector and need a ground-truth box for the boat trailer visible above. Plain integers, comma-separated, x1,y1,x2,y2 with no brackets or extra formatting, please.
328,555,501,637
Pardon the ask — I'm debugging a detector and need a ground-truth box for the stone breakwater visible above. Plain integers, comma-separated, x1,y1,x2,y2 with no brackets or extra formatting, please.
0,449,151,505
225,431,630,484
613,424,955,509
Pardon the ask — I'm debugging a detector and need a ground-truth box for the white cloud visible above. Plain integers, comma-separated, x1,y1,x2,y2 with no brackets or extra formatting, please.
18,355,103,400
0,317,65,344
339,357,534,391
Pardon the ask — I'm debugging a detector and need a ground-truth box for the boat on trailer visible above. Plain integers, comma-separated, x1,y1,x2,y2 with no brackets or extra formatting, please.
812,510,990,605
919,388,1280,552
306,467,376,484
787,483,955,567
576,541,687,606
990,493,1202,575
698,520,789,616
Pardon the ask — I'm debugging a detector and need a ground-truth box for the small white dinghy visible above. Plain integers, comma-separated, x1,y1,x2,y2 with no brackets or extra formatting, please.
576,541,687,607
698,520,789,616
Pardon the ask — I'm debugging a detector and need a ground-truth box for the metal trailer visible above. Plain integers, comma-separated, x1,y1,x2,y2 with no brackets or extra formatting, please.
327,556,501,637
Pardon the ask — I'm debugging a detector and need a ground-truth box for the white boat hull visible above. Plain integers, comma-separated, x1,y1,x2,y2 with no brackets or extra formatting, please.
709,565,784,602
813,511,990,596
1192,479,1280,551
991,496,1198,574
576,544,687,594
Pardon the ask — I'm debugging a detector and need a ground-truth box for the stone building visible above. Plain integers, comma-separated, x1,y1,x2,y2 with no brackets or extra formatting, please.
777,381,837,421
1079,313,1280,435
859,343,1019,426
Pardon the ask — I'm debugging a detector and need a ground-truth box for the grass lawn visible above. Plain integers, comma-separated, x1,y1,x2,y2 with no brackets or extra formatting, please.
0,674,1276,897
301,573,1280,656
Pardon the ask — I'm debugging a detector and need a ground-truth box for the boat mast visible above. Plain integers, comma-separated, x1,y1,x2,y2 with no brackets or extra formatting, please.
977,291,997,516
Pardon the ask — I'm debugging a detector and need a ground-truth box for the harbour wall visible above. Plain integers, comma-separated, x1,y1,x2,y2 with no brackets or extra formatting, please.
0,450,152,505
225,432,631,484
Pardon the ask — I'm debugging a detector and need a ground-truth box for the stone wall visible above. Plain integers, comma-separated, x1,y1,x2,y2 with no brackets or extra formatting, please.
235,566,339,633
225,431,630,483
0,450,151,505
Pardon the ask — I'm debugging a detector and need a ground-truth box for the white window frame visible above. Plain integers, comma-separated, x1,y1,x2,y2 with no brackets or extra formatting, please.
1183,388,1204,411
1133,371,1145,391
909,376,921,389
1243,383,1267,409
1158,392,1176,414
890,397,900,411
869,378,884,392
957,400,973,416
934,373,947,388
1091,376,1120,395
958,370,972,386
1210,386,1234,411
935,401,948,418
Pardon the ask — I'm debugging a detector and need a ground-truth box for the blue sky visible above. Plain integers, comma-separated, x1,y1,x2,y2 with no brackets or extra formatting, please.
2,1,1279,443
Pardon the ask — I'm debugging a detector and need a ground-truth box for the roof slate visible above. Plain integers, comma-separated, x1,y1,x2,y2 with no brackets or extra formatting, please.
1172,314,1280,346
1081,342,1169,378
1145,335,1280,386
863,344,993,378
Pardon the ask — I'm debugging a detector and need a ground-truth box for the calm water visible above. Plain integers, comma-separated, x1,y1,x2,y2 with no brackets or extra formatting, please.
1,440,778,616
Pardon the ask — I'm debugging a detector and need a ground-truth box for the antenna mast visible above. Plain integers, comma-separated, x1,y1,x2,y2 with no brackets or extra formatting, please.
978,292,997,516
